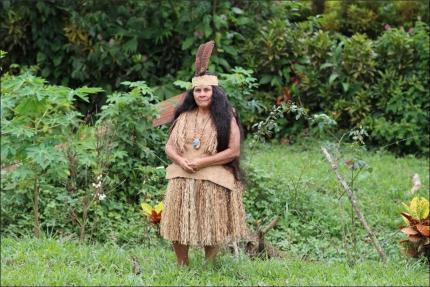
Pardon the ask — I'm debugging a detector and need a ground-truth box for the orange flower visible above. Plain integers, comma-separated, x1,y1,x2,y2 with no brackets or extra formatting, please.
141,202,164,224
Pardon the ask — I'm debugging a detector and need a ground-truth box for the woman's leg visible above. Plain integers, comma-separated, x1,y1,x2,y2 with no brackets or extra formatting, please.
204,244,220,262
172,241,189,266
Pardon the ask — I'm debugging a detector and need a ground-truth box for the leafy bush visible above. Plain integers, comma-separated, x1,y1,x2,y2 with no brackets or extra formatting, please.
0,69,165,243
319,1,429,38
364,22,430,155
0,71,101,238
281,21,429,156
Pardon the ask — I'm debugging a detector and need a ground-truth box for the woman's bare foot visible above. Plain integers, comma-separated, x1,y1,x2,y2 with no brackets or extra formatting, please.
173,241,189,267
204,244,220,263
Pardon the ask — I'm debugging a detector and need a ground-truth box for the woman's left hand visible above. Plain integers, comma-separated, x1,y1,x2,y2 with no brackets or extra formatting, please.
188,158,207,172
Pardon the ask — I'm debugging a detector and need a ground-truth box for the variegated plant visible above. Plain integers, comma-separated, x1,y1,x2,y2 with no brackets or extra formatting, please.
399,197,430,259
141,202,164,225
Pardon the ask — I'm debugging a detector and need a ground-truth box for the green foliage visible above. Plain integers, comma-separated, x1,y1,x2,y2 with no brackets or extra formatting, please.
1,71,90,236
1,0,428,155
95,81,167,203
248,104,287,149
0,70,165,243
342,33,377,84
287,21,429,156
0,0,308,91
365,22,430,155
0,0,313,109
219,67,263,128
243,18,291,90
319,1,429,38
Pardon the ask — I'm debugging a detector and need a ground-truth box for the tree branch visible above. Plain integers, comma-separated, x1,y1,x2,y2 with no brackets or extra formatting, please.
321,146,387,262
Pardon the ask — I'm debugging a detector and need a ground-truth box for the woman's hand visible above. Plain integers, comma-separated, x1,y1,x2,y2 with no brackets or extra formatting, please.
177,157,196,173
188,117,241,169
188,158,207,172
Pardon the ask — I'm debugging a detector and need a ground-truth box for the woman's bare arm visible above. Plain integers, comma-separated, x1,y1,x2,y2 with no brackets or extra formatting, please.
165,125,195,173
165,131,182,165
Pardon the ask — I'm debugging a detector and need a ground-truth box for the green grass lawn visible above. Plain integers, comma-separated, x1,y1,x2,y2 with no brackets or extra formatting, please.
244,138,429,261
1,237,429,286
2,140,429,286
249,139,429,226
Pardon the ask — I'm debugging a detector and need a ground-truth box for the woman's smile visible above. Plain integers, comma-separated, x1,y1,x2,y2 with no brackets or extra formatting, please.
193,85,213,108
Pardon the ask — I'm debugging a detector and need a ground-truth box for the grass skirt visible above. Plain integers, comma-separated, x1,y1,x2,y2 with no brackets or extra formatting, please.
160,177,249,247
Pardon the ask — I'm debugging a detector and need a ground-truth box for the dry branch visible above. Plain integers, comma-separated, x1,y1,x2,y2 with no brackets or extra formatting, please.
247,216,285,259
321,146,387,262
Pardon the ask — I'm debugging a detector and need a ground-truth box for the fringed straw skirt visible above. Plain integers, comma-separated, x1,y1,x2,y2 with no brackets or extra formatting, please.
160,177,249,247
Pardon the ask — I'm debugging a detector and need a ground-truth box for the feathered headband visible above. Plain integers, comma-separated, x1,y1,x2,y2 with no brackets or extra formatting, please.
152,40,217,127
192,40,218,87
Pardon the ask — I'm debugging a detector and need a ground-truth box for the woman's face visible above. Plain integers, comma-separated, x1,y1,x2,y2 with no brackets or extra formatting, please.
193,85,213,109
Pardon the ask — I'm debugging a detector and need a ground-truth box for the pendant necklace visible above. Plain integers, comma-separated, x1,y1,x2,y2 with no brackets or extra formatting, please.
192,109,211,150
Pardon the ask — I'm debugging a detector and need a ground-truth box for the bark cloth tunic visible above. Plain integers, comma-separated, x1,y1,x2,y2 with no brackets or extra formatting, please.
160,109,250,246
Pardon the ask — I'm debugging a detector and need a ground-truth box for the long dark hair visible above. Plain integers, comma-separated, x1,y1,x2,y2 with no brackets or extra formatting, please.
171,73,246,184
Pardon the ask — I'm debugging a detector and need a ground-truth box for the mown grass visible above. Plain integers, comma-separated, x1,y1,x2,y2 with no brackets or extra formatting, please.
1,237,429,286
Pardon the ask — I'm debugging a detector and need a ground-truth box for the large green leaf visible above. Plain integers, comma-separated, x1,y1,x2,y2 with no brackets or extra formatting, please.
74,86,104,102
14,98,48,117
25,144,66,170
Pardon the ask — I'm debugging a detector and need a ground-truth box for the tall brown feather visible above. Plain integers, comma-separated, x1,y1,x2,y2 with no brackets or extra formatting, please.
194,40,215,75
195,45,203,75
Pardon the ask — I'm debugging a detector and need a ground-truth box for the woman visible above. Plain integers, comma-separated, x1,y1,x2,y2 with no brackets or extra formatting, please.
160,41,249,267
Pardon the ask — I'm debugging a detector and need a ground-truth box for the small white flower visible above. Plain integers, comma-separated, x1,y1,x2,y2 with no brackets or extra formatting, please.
92,183,97,188
97,174,102,180
98,193,106,200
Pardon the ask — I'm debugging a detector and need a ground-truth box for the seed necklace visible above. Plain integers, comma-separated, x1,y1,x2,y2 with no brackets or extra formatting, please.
192,109,211,150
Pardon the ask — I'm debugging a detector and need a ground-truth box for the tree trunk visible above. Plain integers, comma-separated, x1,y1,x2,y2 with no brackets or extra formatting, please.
33,178,41,238
80,196,90,242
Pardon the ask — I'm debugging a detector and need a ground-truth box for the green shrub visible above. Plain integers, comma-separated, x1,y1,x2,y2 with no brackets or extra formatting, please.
0,70,163,243
281,21,429,156
0,71,101,238
365,22,430,155
319,1,429,38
